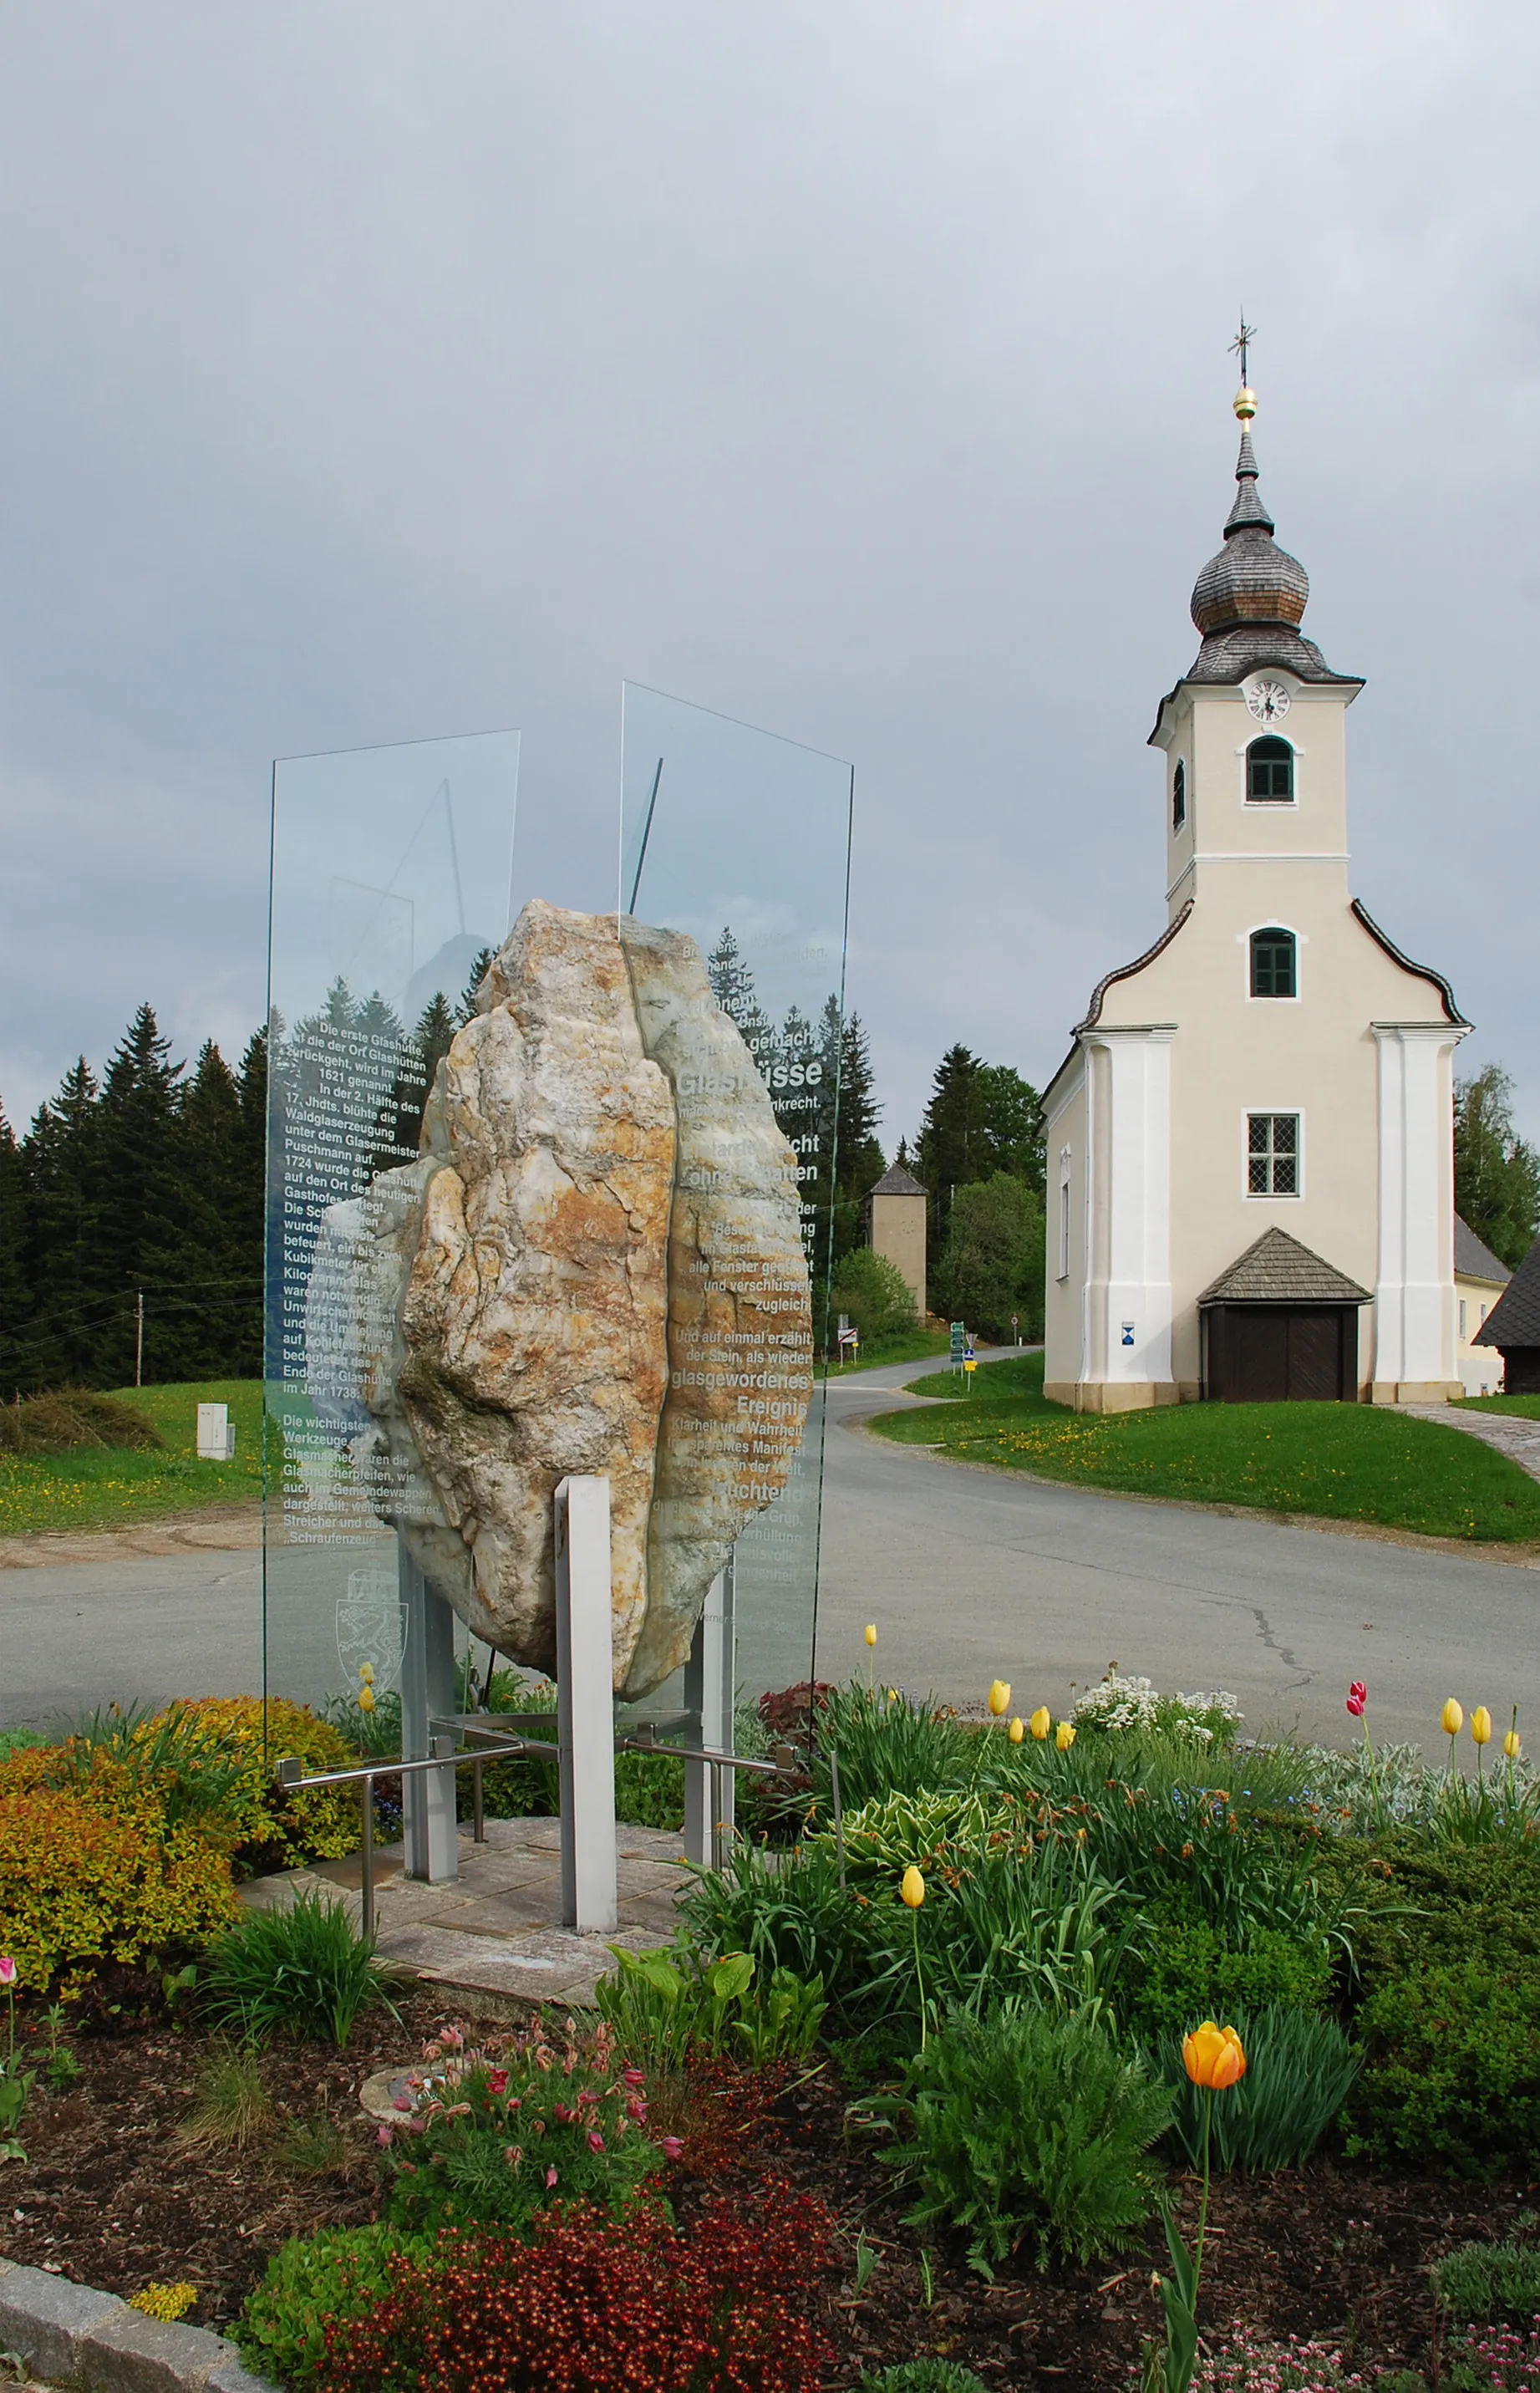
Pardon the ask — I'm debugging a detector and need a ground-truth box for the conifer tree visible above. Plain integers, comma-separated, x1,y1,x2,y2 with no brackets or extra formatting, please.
0,1103,31,1397
456,947,494,1025
917,1046,986,1268
95,1006,186,1382
22,1059,111,1384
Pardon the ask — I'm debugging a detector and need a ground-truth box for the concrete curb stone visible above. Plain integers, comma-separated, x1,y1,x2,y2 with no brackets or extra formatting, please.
0,2261,277,2391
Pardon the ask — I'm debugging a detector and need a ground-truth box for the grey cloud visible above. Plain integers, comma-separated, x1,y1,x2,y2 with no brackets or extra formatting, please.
1,0,1535,1143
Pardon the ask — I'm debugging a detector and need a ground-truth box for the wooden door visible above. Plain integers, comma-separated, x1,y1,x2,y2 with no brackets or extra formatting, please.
1286,1310,1343,1400
1218,1307,1289,1402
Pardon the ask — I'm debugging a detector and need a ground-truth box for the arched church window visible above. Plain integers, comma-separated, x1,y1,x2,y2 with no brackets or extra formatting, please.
1247,736,1294,802
1250,926,1296,997
1172,760,1186,831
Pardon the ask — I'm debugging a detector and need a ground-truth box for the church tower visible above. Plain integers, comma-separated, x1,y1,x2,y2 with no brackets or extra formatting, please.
1042,368,1469,1411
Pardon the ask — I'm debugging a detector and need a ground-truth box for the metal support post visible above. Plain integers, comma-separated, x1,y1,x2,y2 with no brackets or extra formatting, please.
399,1537,460,1883
554,1474,618,1933
684,1551,735,1870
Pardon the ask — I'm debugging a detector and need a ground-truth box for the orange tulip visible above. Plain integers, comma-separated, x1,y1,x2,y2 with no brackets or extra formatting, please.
1182,2021,1246,2092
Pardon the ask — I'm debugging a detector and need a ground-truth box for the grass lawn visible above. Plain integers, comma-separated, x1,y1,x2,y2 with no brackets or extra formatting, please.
1455,1392,1540,1418
0,1380,265,1540
871,1350,1540,1542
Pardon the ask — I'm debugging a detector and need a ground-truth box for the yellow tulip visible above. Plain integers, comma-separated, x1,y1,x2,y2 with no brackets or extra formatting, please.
988,1680,1010,1718
358,1662,374,1685
1471,1707,1492,1747
1030,1706,1051,1742
901,1866,926,1910
1182,2021,1246,2091
864,1625,877,1648
358,1687,375,1714
1009,1717,1025,1744
1441,1698,1463,1738
1506,1729,1522,1762
1056,1721,1076,1753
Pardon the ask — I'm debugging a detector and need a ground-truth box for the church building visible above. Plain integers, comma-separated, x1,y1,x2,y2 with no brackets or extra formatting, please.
1042,378,1469,1410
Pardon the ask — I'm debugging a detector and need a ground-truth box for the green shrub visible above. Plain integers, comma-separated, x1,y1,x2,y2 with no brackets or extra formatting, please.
234,2224,428,2391
887,2006,1175,2278
1435,2238,1540,2324
596,1941,826,2072
384,2015,663,2238
830,1247,920,1344
0,1727,47,1762
0,1745,237,1994
1156,2007,1361,2172
858,2367,989,2393
1121,1917,1334,2039
60,1696,363,1870
203,1889,396,2047
1348,1959,1540,2177
1324,1838,1540,1990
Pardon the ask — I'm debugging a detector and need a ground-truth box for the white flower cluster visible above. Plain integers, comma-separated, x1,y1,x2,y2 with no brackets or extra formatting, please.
1071,1670,1243,1744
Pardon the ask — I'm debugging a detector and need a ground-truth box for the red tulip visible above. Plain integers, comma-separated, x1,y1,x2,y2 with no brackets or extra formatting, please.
1345,1682,1367,1718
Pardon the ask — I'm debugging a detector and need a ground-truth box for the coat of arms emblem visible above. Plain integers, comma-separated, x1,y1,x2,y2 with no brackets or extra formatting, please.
335,1566,408,1697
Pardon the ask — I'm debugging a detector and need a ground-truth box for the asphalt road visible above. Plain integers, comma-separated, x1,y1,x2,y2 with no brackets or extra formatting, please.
2,1357,1534,1750
815,1357,1539,1749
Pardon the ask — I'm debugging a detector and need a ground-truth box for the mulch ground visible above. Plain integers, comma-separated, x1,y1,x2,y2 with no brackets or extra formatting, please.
0,1990,1527,2386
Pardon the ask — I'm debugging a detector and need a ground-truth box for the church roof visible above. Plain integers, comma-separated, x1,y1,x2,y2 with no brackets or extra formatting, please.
1177,400,1360,691
1455,1215,1512,1287
1474,1237,1540,1348
1198,1229,1372,1307
870,1162,926,1197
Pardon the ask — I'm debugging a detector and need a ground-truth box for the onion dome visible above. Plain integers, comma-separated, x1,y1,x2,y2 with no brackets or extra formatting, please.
1181,389,1358,688
1191,401,1309,634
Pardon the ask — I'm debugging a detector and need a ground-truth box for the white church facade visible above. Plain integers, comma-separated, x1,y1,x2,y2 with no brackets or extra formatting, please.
1042,384,1469,1411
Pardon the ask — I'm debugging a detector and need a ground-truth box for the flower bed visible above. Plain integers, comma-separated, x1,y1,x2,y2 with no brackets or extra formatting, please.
3,1662,1539,2389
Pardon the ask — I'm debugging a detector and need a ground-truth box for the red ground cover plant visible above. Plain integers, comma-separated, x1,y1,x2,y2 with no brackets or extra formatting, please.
314,2178,836,2393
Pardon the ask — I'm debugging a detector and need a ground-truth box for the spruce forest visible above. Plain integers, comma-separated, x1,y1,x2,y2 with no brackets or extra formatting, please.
8,982,1528,1398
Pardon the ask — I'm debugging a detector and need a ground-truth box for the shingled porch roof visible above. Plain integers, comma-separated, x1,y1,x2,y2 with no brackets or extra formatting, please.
1198,1229,1372,1308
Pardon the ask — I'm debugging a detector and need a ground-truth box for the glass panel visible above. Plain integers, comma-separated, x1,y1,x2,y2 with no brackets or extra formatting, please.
619,685,853,1713
263,731,521,1743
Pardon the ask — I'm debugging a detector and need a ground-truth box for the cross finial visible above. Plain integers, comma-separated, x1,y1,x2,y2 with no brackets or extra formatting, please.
1229,314,1257,389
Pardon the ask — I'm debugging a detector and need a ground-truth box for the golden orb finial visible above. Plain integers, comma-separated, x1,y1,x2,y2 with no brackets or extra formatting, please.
1233,385,1257,421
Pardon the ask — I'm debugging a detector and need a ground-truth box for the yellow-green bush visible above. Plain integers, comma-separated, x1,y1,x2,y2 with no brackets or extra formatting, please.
153,1698,361,1870
0,1752,237,1994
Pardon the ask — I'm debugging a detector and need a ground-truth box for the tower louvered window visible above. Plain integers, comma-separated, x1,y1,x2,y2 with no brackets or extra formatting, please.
1247,736,1293,801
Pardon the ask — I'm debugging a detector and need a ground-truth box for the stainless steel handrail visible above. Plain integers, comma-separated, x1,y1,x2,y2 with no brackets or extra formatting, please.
272,1731,803,1937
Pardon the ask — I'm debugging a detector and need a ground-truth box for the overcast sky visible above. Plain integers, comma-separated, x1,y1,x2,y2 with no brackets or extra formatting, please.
3,1,1536,1154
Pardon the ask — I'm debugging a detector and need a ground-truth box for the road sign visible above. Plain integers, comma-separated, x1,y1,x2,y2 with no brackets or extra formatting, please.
950,1321,966,1372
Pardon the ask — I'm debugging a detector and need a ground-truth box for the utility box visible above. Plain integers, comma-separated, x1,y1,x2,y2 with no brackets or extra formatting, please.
196,1403,236,1460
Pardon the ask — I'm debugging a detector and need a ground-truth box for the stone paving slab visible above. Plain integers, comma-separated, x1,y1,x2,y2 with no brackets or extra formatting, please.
1401,1401,1540,1484
240,1814,691,2006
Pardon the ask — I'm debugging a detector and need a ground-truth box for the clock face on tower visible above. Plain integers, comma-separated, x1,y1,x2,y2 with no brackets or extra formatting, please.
1246,679,1291,726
